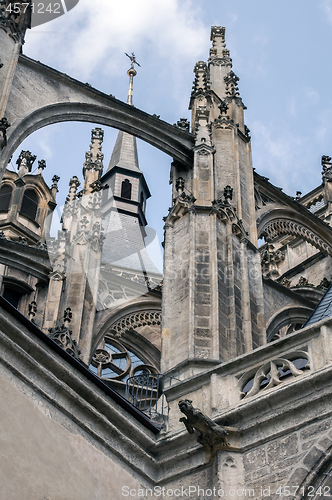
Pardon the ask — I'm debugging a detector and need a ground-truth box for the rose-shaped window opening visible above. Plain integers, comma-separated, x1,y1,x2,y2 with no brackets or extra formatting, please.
90,338,158,382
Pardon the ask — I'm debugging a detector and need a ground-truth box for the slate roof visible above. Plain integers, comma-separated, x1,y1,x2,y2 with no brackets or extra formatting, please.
304,283,332,327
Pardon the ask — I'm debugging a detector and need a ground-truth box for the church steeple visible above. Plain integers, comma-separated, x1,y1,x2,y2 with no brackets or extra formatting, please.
106,53,141,174
102,54,150,226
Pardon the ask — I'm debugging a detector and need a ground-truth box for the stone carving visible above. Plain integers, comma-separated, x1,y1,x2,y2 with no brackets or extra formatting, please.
260,219,331,255
66,176,81,203
261,244,285,278
80,215,89,231
28,300,37,322
48,325,81,359
223,185,233,204
18,236,28,245
37,159,46,174
210,189,248,238
51,175,60,192
218,101,229,116
224,71,240,98
279,277,291,288
209,26,232,67
322,155,332,182
295,276,314,288
83,127,104,178
0,0,31,39
213,115,235,130
318,277,331,290
192,61,208,95
175,177,185,194
48,308,80,359
244,125,251,138
89,221,105,252
209,55,232,67
165,178,196,224
240,352,310,399
16,150,36,173
89,179,103,193
108,310,161,338
174,119,190,131
87,192,102,210
0,117,10,149
179,399,229,465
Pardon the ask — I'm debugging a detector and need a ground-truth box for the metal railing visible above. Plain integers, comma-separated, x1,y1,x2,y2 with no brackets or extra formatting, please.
125,373,178,418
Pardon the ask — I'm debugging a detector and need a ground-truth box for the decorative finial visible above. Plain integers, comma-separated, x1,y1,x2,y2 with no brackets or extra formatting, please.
322,155,332,183
38,159,46,175
28,300,37,322
16,150,37,176
125,52,140,105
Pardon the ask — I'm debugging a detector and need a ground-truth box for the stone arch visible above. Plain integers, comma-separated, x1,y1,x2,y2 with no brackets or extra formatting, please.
1,56,194,173
257,208,332,256
293,442,332,500
266,306,313,342
92,298,162,365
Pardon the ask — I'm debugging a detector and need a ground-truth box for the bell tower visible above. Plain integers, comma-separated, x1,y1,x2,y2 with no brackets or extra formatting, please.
100,55,153,271
161,27,266,378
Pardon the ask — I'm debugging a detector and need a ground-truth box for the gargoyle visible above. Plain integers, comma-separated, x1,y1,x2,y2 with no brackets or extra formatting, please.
179,399,229,465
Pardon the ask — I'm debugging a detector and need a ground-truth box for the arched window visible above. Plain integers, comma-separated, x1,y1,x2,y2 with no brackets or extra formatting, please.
121,179,132,200
2,286,23,309
0,185,12,212
1,278,32,309
20,189,39,221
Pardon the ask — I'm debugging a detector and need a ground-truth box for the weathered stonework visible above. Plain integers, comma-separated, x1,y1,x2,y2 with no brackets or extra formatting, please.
1,22,332,500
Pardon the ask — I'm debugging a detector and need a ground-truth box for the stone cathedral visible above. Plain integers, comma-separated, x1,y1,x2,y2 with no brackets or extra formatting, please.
1,3,332,499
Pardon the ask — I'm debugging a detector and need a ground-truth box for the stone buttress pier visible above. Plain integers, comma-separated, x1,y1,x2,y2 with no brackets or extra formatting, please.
161,27,266,378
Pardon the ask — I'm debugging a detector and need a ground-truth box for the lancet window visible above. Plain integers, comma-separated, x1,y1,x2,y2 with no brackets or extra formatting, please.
20,189,39,221
0,185,12,212
121,179,132,200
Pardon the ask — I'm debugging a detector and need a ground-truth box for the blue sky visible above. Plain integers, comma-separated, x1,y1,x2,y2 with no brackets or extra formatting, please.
13,0,332,270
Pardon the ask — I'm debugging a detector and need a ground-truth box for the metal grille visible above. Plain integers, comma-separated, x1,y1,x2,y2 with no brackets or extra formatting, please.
125,374,179,418
125,373,163,417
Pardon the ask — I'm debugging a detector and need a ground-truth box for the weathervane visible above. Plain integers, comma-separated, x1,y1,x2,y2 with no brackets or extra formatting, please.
125,52,141,70
125,53,140,106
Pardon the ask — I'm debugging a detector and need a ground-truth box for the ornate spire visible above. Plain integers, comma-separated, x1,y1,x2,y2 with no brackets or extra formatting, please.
224,71,240,98
82,127,104,180
106,55,141,173
208,26,232,67
192,61,208,96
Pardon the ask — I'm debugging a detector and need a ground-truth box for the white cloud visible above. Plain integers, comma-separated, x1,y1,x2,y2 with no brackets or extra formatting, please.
321,0,332,25
25,0,207,81
251,120,315,195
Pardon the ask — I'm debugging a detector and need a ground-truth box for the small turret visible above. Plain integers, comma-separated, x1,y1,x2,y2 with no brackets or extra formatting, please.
0,149,57,244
